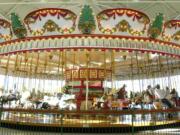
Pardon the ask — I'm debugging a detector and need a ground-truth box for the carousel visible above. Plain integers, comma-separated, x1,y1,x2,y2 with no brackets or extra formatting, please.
0,5,180,133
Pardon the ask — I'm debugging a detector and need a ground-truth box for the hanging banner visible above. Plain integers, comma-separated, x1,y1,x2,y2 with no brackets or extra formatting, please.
72,70,79,79
80,69,87,79
65,70,71,79
89,69,97,79
99,70,105,78
65,68,112,81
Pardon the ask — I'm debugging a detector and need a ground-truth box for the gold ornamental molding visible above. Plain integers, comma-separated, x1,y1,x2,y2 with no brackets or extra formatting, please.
0,34,179,58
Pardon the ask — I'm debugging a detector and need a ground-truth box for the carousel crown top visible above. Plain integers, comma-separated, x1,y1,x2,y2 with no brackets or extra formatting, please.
0,5,179,81
0,7,179,42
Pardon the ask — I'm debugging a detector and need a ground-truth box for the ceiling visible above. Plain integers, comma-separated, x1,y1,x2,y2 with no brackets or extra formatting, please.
0,0,179,22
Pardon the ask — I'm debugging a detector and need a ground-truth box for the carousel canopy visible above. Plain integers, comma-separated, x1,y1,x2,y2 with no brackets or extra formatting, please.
0,0,179,80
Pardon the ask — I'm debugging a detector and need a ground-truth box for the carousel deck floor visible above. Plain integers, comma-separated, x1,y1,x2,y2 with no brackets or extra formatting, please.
1,127,180,135
1,118,179,127
1,112,180,127
1,112,180,133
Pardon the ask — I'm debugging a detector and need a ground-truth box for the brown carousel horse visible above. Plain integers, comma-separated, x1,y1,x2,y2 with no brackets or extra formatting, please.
117,84,127,99
105,85,130,109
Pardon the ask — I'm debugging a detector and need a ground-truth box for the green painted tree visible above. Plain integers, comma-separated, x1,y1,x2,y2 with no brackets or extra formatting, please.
148,13,164,39
11,13,27,38
78,5,96,34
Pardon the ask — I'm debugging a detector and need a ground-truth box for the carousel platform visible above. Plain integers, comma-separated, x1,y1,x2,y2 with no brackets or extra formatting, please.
0,108,180,133
1,118,180,133
0,122,180,133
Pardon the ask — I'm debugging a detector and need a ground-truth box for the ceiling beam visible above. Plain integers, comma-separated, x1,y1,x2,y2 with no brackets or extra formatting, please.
96,3,127,9
98,0,180,3
138,3,155,11
174,14,180,19
0,9,10,21
0,1,80,5
5,4,20,16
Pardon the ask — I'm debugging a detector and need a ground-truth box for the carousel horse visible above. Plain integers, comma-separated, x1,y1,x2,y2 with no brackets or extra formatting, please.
19,91,37,109
170,88,180,107
36,102,51,109
116,85,130,109
17,90,47,109
0,91,21,107
153,85,175,110
129,92,144,109
105,88,130,110
34,93,76,110
142,90,154,109
57,93,76,110
29,96,54,109
92,96,105,110
117,84,127,99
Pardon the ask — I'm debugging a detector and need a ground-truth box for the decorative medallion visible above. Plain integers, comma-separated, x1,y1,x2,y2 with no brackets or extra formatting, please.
24,8,77,36
163,20,180,43
116,20,131,32
0,18,12,42
43,20,59,32
97,8,150,35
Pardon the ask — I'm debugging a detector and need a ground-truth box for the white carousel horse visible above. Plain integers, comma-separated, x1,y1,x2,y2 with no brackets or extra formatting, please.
20,91,35,109
153,86,175,109
57,94,76,110
34,93,76,110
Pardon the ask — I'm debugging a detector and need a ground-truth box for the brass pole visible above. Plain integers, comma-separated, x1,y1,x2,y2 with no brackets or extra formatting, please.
71,50,76,94
85,51,89,110
103,50,106,90
111,50,115,90
130,52,134,92
28,52,34,93
34,52,40,93
57,50,61,93
4,55,10,93
17,53,23,92
61,50,64,93
135,51,141,93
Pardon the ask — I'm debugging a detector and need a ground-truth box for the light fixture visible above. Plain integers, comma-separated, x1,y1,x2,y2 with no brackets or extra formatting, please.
105,59,110,63
150,53,158,59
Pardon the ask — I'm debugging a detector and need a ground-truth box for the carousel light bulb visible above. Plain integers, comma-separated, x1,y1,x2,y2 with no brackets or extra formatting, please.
98,63,102,66
106,59,110,63
150,53,158,58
